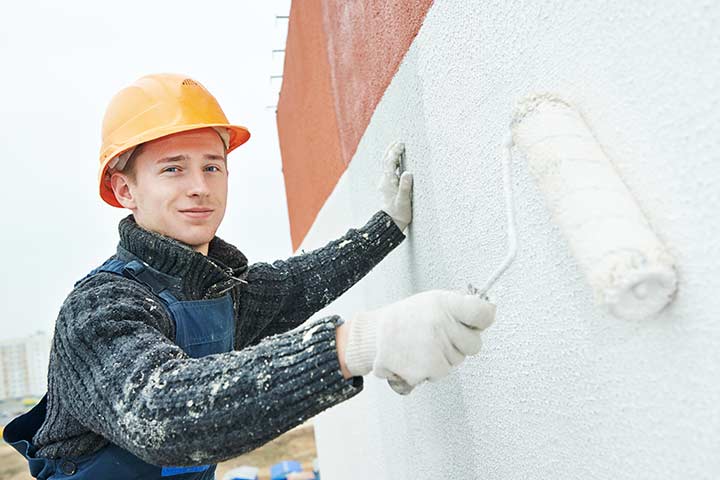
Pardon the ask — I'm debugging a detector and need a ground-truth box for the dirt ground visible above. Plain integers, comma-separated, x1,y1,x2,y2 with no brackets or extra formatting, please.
0,423,317,480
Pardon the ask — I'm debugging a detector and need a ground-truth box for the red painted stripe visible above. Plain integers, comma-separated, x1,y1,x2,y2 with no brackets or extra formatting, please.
277,0,433,250
322,0,434,166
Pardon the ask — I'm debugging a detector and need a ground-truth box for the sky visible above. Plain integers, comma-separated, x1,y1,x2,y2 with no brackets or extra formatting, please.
0,1,294,341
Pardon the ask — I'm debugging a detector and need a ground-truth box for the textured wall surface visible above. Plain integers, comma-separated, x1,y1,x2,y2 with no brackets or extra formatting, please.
322,0,434,166
297,1,720,479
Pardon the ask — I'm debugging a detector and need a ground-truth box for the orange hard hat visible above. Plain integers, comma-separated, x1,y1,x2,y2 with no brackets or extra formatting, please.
98,73,251,207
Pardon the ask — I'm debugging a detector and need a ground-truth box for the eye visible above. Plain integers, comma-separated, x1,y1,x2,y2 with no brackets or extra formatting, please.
163,166,180,173
205,165,222,172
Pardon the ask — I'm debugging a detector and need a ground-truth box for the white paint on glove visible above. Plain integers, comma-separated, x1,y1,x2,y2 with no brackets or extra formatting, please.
345,290,496,394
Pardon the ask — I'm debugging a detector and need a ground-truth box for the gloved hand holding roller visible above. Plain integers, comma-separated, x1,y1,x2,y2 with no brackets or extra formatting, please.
340,290,496,395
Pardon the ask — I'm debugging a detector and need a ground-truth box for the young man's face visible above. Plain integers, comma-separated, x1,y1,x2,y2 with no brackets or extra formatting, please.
111,127,229,255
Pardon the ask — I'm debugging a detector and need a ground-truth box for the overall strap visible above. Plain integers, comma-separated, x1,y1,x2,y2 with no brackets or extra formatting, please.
120,261,178,305
74,251,180,305
73,258,127,288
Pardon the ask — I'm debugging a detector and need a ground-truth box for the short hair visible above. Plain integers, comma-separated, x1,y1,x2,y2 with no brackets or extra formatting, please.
107,143,143,185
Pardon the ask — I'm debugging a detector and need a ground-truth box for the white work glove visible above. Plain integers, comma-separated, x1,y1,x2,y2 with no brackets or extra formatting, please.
344,290,496,395
378,141,413,232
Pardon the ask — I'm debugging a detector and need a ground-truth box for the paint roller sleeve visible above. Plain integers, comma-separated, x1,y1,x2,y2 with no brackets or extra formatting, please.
511,95,677,320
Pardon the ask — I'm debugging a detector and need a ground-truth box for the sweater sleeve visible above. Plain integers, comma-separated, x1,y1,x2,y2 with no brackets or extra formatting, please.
49,273,362,467
236,210,405,349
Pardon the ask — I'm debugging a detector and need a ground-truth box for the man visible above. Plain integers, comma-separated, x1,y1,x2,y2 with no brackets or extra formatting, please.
3,73,495,479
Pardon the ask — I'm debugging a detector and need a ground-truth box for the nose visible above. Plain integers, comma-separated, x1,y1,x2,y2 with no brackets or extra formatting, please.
186,169,211,197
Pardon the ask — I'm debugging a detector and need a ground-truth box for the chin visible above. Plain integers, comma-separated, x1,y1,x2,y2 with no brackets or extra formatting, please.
175,228,215,249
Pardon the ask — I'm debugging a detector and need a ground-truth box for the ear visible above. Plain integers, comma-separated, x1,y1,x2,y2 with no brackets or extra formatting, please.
110,172,137,209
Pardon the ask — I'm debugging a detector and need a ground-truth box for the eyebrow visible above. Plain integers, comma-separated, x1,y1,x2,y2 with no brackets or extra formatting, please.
156,154,226,164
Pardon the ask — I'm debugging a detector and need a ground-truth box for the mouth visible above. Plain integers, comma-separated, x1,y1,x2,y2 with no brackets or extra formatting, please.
179,208,214,219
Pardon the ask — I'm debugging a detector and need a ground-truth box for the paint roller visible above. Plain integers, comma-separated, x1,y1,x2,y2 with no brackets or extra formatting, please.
389,95,678,395
471,96,678,320
508,94,678,320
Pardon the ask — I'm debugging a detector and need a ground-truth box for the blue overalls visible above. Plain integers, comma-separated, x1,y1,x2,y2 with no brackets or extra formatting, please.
3,247,238,479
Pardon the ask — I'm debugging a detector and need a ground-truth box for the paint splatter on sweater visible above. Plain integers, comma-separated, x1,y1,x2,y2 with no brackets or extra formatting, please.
31,210,405,466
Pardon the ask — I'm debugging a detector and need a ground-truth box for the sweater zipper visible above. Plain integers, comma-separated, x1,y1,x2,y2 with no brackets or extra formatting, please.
225,267,248,285
214,266,248,296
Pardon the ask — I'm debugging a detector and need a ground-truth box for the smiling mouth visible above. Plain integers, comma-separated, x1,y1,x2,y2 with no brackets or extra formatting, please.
179,209,214,219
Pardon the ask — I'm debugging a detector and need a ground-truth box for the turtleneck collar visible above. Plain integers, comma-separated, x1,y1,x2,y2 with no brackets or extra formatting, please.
116,214,249,299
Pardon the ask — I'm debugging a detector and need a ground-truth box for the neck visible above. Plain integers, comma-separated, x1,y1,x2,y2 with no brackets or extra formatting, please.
193,243,209,256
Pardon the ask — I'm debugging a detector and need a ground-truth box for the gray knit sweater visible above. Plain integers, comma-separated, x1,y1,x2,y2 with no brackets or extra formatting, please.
31,210,405,466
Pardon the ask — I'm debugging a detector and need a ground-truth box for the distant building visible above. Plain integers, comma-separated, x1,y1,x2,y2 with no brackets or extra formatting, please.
0,332,51,400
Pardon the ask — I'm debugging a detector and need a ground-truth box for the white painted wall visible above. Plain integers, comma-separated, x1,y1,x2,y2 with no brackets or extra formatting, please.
300,1,720,478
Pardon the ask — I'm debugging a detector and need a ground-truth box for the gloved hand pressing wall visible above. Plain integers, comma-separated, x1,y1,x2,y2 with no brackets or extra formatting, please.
343,290,496,395
378,142,413,232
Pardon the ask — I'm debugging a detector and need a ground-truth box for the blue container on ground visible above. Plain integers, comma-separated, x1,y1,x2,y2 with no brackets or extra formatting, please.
270,460,302,479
